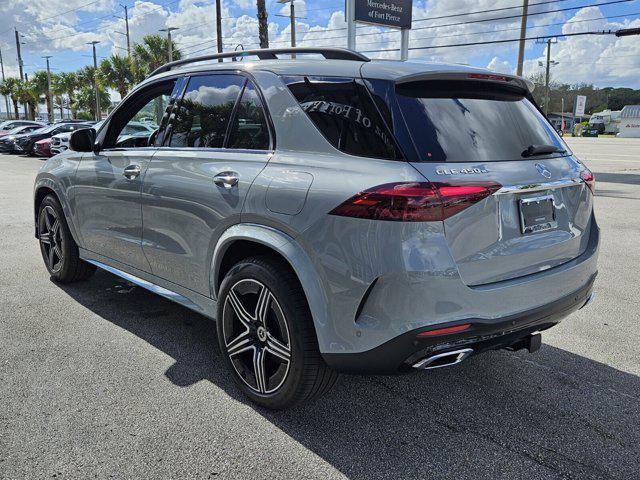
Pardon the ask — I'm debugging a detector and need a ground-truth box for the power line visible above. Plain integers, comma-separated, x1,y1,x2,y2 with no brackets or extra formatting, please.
361,29,631,54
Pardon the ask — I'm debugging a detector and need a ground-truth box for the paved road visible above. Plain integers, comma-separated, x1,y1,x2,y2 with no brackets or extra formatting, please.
1,138,639,479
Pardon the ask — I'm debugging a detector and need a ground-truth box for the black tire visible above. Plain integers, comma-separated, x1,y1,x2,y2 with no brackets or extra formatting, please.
217,255,338,409
37,194,96,283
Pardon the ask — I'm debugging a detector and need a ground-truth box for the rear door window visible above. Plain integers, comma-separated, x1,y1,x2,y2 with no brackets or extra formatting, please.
283,76,401,160
168,74,244,148
396,80,569,162
227,80,270,150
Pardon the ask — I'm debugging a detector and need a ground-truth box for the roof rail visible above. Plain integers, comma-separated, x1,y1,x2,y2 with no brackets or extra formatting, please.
148,47,371,78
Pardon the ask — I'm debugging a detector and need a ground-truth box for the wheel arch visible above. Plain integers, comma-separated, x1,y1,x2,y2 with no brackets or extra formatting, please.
211,224,330,349
34,177,82,245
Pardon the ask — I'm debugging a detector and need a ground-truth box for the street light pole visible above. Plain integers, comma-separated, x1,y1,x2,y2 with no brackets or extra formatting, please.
516,0,529,76
0,47,10,119
43,55,53,122
160,27,178,62
346,0,356,50
14,29,28,118
87,41,101,121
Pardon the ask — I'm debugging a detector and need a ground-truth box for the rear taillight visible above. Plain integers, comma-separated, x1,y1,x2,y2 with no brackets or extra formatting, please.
329,181,501,222
580,169,595,195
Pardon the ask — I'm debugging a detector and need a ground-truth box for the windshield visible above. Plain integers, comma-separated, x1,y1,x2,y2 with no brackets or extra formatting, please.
7,126,32,134
395,80,570,163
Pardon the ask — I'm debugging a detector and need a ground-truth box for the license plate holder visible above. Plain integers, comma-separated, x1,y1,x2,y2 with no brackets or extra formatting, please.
519,195,557,234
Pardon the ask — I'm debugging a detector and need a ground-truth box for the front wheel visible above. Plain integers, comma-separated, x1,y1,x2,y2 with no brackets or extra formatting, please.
217,256,338,409
37,194,96,283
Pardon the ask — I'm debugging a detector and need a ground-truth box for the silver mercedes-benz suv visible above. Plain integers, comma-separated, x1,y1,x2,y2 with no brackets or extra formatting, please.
34,48,598,409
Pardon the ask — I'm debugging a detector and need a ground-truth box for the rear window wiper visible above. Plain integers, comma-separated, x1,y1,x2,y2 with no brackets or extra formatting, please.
521,144,566,158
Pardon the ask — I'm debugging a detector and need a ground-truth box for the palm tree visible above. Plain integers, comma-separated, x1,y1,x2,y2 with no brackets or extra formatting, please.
16,79,39,120
54,72,78,119
256,0,269,48
32,71,51,120
132,34,182,77
75,84,110,119
0,78,21,119
99,55,134,99
50,73,66,119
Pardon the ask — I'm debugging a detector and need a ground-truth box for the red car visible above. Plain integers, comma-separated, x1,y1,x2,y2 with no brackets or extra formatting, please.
34,138,53,157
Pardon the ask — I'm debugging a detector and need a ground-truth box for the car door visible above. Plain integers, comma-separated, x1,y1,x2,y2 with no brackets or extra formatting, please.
73,77,180,272
142,73,273,295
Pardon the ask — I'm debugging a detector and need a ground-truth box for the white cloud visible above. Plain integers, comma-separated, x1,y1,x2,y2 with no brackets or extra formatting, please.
487,56,513,74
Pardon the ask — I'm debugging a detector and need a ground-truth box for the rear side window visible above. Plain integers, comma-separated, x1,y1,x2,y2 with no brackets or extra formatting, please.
283,76,401,160
169,74,244,148
227,80,270,150
396,80,569,162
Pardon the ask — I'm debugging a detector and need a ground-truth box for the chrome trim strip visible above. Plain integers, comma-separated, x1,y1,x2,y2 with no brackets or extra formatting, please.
413,348,474,370
85,259,202,311
495,178,582,195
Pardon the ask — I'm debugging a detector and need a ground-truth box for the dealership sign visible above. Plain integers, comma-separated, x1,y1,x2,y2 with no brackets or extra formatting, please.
354,0,413,29
574,95,587,116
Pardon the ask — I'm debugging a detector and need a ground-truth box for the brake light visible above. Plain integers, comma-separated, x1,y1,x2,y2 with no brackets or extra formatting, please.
580,169,595,195
329,181,501,222
467,73,508,82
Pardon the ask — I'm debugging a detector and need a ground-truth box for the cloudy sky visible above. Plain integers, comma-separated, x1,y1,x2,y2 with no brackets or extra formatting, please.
0,0,639,94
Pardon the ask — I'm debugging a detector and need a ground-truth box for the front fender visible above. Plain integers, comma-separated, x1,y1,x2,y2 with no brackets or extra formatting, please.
210,223,331,349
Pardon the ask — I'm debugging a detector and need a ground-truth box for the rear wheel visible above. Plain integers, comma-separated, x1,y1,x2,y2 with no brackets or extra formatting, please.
38,194,96,283
217,256,338,409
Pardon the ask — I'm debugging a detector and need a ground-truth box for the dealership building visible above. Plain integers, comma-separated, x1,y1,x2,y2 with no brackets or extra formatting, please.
618,105,640,138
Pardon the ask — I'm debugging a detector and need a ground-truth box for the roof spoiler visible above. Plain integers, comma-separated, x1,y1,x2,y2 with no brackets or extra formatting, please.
395,71,535,93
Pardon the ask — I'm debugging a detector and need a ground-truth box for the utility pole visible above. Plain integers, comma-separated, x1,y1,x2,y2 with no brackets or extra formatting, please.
43,55,53,122
277,0,297,57
537,37,558,116
346,0,355,50
516,0,529,76
0,47,10,119
160,27,178,62
87,41,101,121
121,4,131,56
15,28,28,119
215,0,223,61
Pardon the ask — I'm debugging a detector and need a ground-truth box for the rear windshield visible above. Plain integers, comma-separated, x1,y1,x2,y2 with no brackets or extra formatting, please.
396,80,569,163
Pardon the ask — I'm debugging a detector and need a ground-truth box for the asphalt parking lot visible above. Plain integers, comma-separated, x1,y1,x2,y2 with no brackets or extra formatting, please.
1,137,639,479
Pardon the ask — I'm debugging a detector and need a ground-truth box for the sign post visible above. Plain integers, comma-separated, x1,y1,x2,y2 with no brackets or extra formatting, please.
350,0,412,59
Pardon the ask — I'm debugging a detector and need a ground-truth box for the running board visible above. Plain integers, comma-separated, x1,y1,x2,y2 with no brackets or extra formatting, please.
85,259,207,315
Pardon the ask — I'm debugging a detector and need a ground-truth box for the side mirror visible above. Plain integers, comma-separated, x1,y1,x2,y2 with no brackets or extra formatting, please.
69,128,96,152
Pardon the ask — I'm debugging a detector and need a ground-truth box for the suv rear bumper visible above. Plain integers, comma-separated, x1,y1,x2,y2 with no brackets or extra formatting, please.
322,272,596,374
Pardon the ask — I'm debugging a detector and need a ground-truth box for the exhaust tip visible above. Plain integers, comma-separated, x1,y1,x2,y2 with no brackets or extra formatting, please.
413,348,474,370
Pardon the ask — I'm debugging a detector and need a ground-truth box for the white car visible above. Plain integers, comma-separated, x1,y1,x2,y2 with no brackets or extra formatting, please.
50,121,156,154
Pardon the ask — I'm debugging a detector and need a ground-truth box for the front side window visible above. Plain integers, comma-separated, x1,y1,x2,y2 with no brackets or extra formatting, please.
102,78,177,149
227,80,270,150
168,74,244,148
283,76,401,160
396,80,570,162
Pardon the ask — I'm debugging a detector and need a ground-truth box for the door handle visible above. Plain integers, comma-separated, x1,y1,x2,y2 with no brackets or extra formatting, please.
123,164,141,180
213,171,239,189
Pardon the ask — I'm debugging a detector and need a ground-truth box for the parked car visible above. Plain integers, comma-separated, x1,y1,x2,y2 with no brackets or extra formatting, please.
0,126,48,153
34,138,53,157
13,122,92,155
33,48,598,409
49,120,147,154
0,120,44,136
0,124,44,139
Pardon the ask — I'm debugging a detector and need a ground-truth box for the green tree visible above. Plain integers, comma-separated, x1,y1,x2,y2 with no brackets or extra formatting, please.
16,79,39,120
99,54,134,99
0,78,21,119
75,84,110,119
132,34,182,77
54,72,78,119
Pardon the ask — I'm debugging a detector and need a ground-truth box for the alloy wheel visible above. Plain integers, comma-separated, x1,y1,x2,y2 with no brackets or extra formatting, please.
39,205,64,273
222,279,291,394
